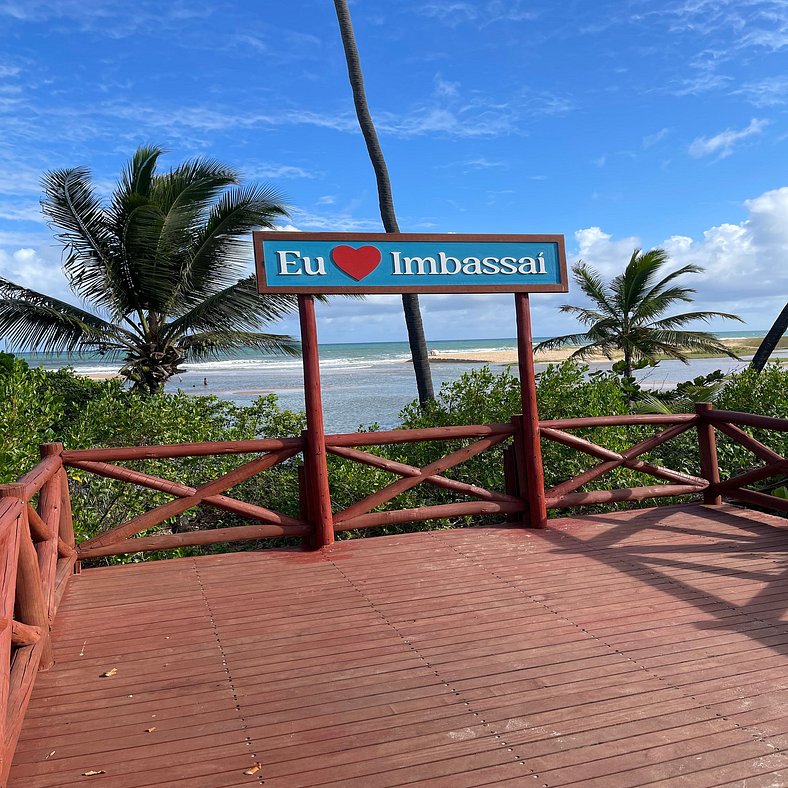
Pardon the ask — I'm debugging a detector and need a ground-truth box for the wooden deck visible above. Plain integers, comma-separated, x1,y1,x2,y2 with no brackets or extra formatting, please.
9,503,788,787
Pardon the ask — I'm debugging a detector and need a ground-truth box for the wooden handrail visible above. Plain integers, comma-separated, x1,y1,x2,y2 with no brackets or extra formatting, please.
325,423,514,447
16,455,62,500
62,436,305,463
705,410,788,432
540,414,697,429
67,459,307,529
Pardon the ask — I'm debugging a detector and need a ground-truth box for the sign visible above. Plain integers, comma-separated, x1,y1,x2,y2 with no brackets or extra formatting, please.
254,232,567,294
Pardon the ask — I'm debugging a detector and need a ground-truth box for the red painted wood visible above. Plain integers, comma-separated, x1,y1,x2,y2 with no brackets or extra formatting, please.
716,458,788,492
324,422,513,447
714,420,784,464
298,294,334,548
62,436,304,463
515,292,547,528
335,499,525,531
333,432,512,524
547,483,704,508
0,497,21,785
8,503,788,788
78,447,300,551
67,458,307,529
696,402,723,504
726,486,788,513
708,409,788,432
77,522,311,559
541,413,696,428
327,444,518,503
15,456,61,501
545,422,703,499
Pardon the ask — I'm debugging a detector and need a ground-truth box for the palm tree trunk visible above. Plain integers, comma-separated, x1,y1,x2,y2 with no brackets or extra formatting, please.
333,0,434,405
750,302,788,372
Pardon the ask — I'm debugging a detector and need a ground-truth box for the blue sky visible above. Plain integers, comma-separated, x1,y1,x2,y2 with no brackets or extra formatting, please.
1,0,787,344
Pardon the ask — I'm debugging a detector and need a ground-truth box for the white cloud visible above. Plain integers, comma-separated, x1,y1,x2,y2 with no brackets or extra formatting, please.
735,76,788,107
248,164,317,180
417,0,538,26
0,247,70,300
642,128,671,148
0,202,44,223
568,186,788,329
688,118,768,159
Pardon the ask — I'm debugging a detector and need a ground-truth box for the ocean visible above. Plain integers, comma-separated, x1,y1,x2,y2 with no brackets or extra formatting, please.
19,332,778,433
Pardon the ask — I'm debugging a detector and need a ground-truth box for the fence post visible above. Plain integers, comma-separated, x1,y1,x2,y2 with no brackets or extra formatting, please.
0,484,54,670
695,402,722,505
298,295,334,547
297,463,315,550
514,293,547,528
38,445,62,618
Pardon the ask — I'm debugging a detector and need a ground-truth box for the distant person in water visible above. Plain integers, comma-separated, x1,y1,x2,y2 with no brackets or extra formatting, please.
203,377,208,386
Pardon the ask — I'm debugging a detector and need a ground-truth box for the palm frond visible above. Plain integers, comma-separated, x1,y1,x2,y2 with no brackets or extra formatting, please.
633,393,674,415
615,249,669,314
118,146,163,199
631,286,695,323
570,340,618,360
533,331,594,352
0,278,129,353
175,184,288,309
180,330,299,361
647,329,742,359
557,305,611,326
40,167,125,314
571,263,618,318
164,276,299,338
649,311,744,330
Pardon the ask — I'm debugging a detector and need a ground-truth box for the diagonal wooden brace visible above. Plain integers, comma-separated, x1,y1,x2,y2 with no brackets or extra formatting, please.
79,448,300,551
713,421,784,465
68,459,307,530
334,432,511,524
714,458,788,493
327,445,519,504
543,422,703,498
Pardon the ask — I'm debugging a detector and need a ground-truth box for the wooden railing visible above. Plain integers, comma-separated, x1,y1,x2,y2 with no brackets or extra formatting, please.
47,404,786,562
0,444,77,785
0,405,785,778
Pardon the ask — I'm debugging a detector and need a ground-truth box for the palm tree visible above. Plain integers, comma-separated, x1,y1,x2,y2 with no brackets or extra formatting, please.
0,146,299,394
333,0,435,405
750,302,788,372
535,248,743,380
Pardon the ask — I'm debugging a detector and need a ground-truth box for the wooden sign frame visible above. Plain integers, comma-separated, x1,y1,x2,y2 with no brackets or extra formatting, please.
252,230,564,544
254,231,568,294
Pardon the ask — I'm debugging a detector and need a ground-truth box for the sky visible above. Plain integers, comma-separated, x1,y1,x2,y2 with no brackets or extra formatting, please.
0,0,787,345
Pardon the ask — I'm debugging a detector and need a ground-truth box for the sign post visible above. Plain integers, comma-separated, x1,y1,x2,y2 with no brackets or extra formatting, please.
254,231,568,537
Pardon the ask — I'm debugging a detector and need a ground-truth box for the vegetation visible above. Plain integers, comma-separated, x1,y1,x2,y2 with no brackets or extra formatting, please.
333,0,434,404
0,146,299,394
535,249,743,385
2,355,785,562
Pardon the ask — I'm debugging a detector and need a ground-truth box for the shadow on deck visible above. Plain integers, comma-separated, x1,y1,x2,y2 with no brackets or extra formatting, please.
10,503,788,787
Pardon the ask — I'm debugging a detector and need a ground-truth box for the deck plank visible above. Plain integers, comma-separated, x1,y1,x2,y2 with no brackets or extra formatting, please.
9,503,788,787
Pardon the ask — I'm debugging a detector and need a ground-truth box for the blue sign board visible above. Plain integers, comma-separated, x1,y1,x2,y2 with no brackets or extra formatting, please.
254,232,568,294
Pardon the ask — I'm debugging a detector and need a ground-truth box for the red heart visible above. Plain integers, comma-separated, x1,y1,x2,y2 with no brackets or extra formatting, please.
331,245,382,281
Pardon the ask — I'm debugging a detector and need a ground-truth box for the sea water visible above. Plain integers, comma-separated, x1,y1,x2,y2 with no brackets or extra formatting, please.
18,332,779,433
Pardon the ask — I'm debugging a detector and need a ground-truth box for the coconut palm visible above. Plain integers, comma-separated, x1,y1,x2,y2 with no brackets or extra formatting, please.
333,0,434,404
0,146,300,394
535,248,743,380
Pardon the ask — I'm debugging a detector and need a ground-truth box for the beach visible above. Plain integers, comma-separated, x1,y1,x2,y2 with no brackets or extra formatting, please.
424,336,772,365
